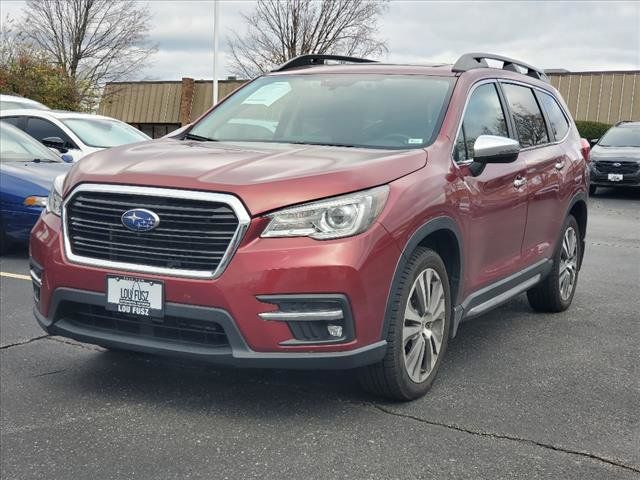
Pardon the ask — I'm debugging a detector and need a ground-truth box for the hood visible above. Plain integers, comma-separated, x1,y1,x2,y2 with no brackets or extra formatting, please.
65,139,426,214
591,145,640,161
1,161,71,191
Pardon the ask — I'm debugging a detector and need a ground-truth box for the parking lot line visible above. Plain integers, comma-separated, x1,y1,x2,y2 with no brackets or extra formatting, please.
0,272,31,281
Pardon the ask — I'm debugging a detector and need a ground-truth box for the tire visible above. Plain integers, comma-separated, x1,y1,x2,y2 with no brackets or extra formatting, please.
589,184,597,196
357,247,451,401
527,215,581,313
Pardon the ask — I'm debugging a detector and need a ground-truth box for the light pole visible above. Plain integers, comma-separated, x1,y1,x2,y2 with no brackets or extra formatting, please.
212,0,219,105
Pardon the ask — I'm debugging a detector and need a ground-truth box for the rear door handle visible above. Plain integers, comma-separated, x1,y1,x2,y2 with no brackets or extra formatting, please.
513,176,527,188
555,161,565,170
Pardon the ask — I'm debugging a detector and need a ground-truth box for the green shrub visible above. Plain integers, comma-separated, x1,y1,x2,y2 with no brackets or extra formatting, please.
575,120,611,140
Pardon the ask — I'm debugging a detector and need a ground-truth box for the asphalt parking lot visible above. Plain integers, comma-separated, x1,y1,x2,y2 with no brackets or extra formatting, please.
1,188,639,480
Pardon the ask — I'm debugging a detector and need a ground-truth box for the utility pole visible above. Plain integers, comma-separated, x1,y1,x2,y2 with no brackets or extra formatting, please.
212,0,219,105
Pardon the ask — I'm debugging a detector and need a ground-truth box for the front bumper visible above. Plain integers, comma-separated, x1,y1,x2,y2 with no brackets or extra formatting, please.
35,288,386,369
30,211,401,366
590,162,640,187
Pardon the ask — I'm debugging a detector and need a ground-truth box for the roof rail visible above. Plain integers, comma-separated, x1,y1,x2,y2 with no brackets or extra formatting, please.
614,120,634,126
452,52,549,83
274,54,376,72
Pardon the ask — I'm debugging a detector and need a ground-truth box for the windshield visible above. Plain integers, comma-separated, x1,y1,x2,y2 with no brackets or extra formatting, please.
62,118,149,148
189,74,454,149
599,126,640,147
0,121,61,163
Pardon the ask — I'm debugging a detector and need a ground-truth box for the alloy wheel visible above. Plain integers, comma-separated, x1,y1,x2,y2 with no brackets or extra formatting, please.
403,268,446,383
559,226,578,301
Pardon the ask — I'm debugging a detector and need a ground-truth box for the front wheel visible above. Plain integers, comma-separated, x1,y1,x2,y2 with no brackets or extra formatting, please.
527,215,581,312
589,184,597,196
357,247,451,401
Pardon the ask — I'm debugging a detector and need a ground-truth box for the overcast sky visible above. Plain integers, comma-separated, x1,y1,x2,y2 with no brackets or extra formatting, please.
2,0,639,80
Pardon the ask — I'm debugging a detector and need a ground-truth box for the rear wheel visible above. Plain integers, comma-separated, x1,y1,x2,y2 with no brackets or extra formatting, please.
358,247,451,401
527,215,581,312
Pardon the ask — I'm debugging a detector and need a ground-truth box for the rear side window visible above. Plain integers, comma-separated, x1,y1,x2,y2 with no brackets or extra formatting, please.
25,117,76,149
538,92,569,141
502,84,549,147
453,83,509,162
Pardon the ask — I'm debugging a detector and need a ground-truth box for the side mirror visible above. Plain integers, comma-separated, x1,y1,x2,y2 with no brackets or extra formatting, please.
42,136,68,153
589,138,599,147
468,135,520,176
60,154,74,163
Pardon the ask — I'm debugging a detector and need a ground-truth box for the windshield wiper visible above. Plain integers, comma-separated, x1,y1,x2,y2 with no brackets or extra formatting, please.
183,132,218,142
31,158,57,163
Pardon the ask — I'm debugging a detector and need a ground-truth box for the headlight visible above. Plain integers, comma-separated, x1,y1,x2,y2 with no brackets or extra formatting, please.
261,185,389,240
46,174,66,216
23,196,48,207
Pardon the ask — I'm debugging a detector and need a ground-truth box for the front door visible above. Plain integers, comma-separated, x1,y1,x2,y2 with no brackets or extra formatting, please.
452,82,528,294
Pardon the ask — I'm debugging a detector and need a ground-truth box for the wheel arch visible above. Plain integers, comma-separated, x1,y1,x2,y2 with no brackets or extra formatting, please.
380,216,464,341
566,192,588,268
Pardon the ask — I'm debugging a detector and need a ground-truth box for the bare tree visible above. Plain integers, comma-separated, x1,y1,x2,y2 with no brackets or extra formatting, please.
228,0,389,78
20,0,156,109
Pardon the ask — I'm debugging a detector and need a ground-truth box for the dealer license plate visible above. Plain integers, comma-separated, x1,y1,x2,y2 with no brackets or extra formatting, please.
608,173,623,182
106,276,164,318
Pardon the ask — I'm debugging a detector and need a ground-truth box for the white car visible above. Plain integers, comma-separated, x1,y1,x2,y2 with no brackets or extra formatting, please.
0,109,150,161
0,94,50,111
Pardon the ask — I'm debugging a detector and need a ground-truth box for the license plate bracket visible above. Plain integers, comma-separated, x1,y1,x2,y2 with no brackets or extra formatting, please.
106,276,164,318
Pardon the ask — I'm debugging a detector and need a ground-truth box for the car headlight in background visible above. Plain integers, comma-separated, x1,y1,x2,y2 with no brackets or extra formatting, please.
23,196,48,208
261,185,389,240
46,174,66,216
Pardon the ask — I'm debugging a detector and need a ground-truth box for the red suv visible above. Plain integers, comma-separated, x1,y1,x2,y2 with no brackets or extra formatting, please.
30,53,589,400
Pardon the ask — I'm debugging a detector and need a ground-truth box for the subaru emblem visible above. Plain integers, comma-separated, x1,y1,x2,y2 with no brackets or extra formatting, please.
613,162,621,167
121,208,160,232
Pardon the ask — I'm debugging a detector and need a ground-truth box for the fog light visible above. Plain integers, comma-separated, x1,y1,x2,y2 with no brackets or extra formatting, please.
327,324,343,337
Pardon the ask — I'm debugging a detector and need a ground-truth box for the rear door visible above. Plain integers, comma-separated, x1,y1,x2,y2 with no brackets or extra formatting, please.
453,81,529,292
500,83,564,265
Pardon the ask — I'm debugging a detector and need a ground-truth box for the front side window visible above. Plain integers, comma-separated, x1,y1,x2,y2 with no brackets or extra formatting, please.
25,117,76,149
502,84,549,147
538,92,569,141
189,74,455,150
62,118,149,148
453,83,509,162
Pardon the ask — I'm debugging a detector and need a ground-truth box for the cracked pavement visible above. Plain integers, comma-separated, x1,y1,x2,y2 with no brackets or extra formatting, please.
1,188,639,480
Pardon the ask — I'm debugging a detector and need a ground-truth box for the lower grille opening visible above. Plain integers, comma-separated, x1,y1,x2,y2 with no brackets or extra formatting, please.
57,302,228,347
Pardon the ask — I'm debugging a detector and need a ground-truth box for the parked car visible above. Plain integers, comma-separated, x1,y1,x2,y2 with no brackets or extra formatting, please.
588,121,640,194
0,109,150,161
0,122,72,247
0,94,50,111
30,53,589,400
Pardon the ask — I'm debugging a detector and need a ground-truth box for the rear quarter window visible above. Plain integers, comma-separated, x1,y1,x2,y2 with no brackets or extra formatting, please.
538,92,570,141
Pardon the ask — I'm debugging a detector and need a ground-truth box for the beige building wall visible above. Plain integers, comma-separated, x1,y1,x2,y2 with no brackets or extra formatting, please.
548,72,639,123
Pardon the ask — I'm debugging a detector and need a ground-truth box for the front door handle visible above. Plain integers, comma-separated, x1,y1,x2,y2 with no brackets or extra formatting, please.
513,176,527,188
555,161,565,170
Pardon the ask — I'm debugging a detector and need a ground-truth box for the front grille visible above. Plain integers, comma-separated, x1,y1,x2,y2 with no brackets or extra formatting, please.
58,301,229,347
65,188,242,274
594,161,639,175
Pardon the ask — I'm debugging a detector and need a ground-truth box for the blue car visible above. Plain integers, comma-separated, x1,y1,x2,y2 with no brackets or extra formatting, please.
1,121,72,246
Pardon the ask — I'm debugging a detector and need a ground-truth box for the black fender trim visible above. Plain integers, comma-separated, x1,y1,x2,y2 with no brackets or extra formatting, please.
380,216,464,341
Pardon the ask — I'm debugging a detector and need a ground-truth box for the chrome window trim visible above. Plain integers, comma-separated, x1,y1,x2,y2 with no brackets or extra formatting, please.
62,184,251,279
451,78,572,167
